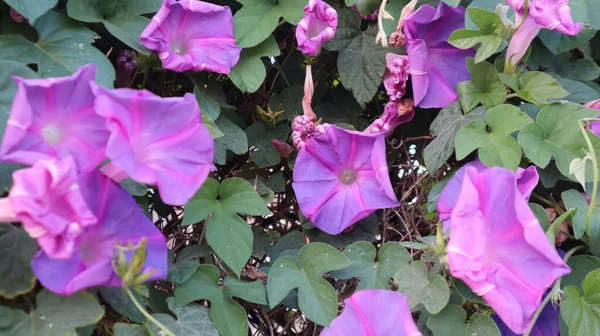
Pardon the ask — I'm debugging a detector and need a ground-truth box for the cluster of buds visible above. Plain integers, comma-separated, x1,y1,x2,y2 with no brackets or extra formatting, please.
291,115,330,149
113,238,156,295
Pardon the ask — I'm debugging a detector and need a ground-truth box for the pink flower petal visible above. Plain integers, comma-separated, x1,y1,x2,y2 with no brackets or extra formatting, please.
296,0,338,56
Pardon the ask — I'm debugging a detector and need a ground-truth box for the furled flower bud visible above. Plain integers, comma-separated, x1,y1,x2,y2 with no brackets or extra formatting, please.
115,50,138,88
10,8,24,23
272,139,294,158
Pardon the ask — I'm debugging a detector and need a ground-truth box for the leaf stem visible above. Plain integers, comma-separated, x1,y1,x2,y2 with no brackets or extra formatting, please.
578,120,598,235
125,287,175,336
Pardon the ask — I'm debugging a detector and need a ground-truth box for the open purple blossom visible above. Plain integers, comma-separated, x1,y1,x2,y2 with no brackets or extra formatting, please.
93,87,214,206
321,289,422,336
140,0,241,74
404,2,474,108
506,0,583,69
0,64,109,172
437,159,539,231
446,166,570,334
350,5,378,21
31,169,167,295
296,0,338,56
383,53,410,101
365,99,414,135
115,50,137,88
293,125,399,234
0,157,96,259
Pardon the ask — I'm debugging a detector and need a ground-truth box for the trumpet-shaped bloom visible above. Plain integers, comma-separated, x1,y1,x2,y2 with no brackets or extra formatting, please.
140,0,241,74
293,125,399,234
383,53,410,101
404,2,474,108
0,64,109,172
321,290,422,336
437,159,538,231
93,87,214,206
506,0,583,68
296,0,338,56
6,157,96,259
446,166,570,334
31,169,167,295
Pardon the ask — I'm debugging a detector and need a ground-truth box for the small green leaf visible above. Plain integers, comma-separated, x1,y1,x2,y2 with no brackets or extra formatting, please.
518,103,600,180
213,114,248,165
562,269,600,336
426,304,500,336
0,289,104,335
4,0,57,22
562,189,600,241
189,73,234,120
448,8,505,63
148,297,219,336
233,0,306,48
246,122,290,167
99,288,145,323
174,265,266,336
548,54,600,81
331,241,411,290
562,255,600,289
455,104,532,170
456,58,507,112
114,323,149,336
423,102,486,174
516,71,570,106
394,261,450,314
229,35,281,93
345,0,379,15
324,10,386,107
570,157,591,190
538,27,598,54
167,250,200,284
0,11,115,88
183,178,270,275
270,230,306,261
267,243,351,326
0,226,38,299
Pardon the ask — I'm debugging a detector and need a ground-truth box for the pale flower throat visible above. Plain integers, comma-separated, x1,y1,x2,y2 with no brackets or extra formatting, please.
41,124,63,145
339,169,357,185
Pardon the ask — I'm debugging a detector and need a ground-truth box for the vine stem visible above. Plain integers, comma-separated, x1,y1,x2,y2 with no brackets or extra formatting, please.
522,245,586,336
578,120,599,235
125,287,175,336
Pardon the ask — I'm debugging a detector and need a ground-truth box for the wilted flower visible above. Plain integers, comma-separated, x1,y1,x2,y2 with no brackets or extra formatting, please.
115,50,137,87
296,0,338,56
0,157,96,259
31,169,167,295
0,64,109,172
437,159,538,231
140,0,241,73
93,87,214,206
446,166,570,334
365,99,414,135
321,289,422,336
382,53,410,101
293,125,399,234
350,5,378,21
9,8,24,23
506,0,583,69
404,2,474,108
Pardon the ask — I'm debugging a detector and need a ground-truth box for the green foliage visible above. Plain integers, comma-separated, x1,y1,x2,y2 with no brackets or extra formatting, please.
501,71,569,106
99,287,146,323
114,323,149,336
324,9,386,107
246,122,290,167
0,11,115,88
3,0,57,22
456,104,532,170
427,304,500,336
66,0,161,54
213,115,249,165
233,0,305,48
0,290,104,335
175,265,265,336
394,261,450,314
149,297,219,336
448,9,505,63
190,73,234,120
562,269,600,336
423,102,486,174
229,35,281,93
345,0,379,15
0,226,38,298
331,241,411,290
457,58,507,112
182,178,270,275
267,243,351,326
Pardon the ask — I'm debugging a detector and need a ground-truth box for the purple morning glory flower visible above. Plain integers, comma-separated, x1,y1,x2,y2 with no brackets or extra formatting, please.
321,289,422,336
437,159,539,231
31,168,167,295
93,87,214,206
293,125,399,234
446,166,570,334
0,64,109,172
140,0,241,74
506,0,583,69
296,0,338,56
404,2,474,108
